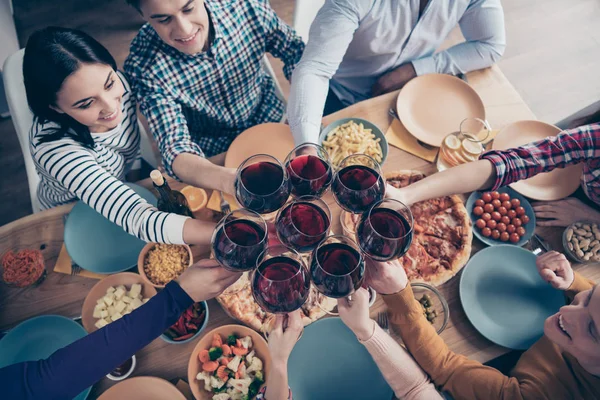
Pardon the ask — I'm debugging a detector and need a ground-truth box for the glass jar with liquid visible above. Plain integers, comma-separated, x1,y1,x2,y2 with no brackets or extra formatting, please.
436,118,491,172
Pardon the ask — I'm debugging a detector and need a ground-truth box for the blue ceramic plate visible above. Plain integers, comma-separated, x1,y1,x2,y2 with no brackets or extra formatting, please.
460,246,564,350
0,315,90,399
466,186,536,247
288,317,393,400
64,183,157,274
318,117,389,166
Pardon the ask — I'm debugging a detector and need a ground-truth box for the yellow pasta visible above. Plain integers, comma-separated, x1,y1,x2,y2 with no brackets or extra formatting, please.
322,121,383,166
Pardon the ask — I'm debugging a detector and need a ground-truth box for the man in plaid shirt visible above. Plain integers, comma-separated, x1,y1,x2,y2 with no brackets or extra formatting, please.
124,0,304,193
386,123,600,227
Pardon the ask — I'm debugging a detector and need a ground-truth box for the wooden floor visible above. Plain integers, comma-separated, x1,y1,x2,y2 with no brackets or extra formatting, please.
1,0,599,225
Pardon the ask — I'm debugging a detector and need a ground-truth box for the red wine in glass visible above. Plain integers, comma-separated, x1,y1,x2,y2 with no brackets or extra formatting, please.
252,254,310,314
310,237,365,298
211,209,268,272
332,164,385,214
275,197,330,253
356,199,414,261
235,156,290,214
286,154,332,198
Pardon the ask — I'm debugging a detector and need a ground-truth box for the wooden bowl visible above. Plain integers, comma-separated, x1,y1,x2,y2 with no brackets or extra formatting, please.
188,325,271,400
81,272,157,333
137,243,193,289
98,376,186,400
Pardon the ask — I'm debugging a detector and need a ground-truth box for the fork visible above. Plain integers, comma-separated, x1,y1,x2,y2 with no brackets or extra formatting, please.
388,108,436,150
219,191,231,215
70,263,82,276
377,311,389,334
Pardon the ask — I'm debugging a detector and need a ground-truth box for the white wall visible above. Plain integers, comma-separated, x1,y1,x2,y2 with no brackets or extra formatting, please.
0,0,18,67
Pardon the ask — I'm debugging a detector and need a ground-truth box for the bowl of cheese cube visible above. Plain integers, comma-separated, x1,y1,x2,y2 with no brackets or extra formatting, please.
81,272,157,333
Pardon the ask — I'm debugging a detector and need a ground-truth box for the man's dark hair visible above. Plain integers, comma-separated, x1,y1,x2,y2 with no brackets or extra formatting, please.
125,0,142,12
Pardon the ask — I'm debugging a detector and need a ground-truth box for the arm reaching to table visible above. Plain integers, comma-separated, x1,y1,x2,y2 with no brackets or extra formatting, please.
1,261,241,400
337,288,443,400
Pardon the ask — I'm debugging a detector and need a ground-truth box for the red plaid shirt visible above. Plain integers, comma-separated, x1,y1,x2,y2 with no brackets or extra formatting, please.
481,123,600,205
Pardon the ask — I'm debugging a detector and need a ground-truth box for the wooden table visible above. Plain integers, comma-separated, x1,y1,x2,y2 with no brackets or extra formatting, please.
2,65,600,398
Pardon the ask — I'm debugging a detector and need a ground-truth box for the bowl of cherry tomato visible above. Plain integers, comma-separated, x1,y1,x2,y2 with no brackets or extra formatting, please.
466,187,536,247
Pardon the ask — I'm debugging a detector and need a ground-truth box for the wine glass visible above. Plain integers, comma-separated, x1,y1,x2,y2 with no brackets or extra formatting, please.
331,154,385,214
356,199,414,261
211,209,268,272
310,235,365,315
235,154,291,214
284,143,333,198
251,245,310,314
275,196,331,253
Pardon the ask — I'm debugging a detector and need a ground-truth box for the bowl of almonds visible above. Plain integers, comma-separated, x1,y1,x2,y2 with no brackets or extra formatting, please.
563,221,600,263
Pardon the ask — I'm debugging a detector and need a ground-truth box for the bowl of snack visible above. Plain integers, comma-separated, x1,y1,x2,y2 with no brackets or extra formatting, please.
411,282,449,334
106,355,136,382
563,221,600,263
188,324,270,400
1,249,47,288
466,187,535,247
161,301,209,344
138,243,193,288
82,272,157,333
319,118,388,167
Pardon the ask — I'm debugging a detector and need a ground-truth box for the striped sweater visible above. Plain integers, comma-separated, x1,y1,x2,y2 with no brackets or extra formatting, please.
29,72,188,244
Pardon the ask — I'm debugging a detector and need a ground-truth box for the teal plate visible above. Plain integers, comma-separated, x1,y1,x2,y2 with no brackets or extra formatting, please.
0,315,90,399
288,317,393,400
460,245,565,350
64,183,157,274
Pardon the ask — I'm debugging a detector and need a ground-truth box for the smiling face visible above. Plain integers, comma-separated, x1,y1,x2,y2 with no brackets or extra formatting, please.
544,285,600,371
139,0,211,55
52,63,125,133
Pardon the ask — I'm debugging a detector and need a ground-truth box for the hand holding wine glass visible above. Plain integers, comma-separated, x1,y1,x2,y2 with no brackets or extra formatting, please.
176,259,243,302
267,310,304,364
365,258,408,295
337,288,375,341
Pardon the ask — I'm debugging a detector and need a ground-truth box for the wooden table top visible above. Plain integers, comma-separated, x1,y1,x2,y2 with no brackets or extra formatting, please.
1,65,599,398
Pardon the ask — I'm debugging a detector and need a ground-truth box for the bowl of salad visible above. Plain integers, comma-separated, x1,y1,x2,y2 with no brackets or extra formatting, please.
188,325,270,400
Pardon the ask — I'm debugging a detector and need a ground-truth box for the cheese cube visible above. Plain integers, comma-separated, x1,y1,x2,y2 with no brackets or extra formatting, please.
103,295,114,306
121,295,132,304
107,306,116,316
142,298,149,304
95,319,109,329
106,286,116,293
114,300,126,314
93,304,105,318
123,309,131,315
100,310,109,319
111,312,123,322
129,283,142,299
114,287,126,300
96,298,105,306
130,298,143,310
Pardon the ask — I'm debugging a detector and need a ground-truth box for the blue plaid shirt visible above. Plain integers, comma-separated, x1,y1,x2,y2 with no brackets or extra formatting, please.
124,0,304,178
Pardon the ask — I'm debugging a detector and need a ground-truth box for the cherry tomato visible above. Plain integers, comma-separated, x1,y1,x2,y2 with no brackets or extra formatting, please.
507,209,517,219
521,215,530,224
501,216,511,225
516,226,526,237
482,227,492,237
482,213,492,221
501,201,512,210
481,193,492,203
475,199,485,207
492,199,502,209
491,191,501,200
484,203,495,213
499,193,510,202
491,230,501,240
498,206,508,216
473,206,484,216
512,218,522,227
516,206,526,216
487,219,497,229
491,211,502,221
500,232,510,242
509,233,520,243
507,224,516,234
496,222,507,232
475,219,487,229
511,198,521,208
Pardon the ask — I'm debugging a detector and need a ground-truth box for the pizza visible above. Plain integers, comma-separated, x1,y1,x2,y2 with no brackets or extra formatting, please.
387,170,472,286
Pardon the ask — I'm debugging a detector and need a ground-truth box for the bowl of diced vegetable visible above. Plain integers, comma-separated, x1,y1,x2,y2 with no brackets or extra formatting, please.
188,324,271,400
161,301,209,344
82,272,157,333
411,283,449,335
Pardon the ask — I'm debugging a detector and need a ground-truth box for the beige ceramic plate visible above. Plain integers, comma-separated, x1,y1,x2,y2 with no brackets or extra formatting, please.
224,123,295,168
492,120,582,201
188,324,271,400
81,272,157,333
98,376,186,400
396,74,485,147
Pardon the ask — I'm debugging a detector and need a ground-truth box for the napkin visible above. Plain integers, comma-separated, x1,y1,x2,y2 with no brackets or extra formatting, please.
53,244,106,280
385,118,439,162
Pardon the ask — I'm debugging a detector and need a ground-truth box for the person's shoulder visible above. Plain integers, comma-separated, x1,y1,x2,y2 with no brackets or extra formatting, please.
125,23,164,77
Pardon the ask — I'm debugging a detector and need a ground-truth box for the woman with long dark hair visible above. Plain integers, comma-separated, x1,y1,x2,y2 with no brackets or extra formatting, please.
24,26,213,245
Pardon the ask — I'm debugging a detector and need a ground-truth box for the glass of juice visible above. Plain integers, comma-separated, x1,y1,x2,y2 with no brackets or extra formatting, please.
436,118,491,172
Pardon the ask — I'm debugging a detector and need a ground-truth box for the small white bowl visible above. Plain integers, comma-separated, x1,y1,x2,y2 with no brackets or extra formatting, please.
106,355,136,382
